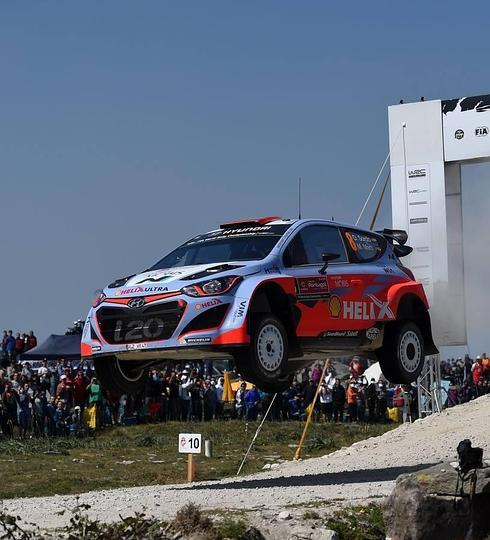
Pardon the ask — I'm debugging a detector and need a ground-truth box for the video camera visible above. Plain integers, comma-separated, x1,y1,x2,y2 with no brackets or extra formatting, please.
457,439,483,474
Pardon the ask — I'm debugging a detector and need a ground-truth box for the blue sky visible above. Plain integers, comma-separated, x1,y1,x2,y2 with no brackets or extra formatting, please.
1,1,489,341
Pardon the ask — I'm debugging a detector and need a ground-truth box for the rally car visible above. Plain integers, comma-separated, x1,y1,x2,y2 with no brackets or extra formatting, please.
81,217,438,394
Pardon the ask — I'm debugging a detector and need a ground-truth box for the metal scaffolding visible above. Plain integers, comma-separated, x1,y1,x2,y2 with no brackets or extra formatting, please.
417,354,442,417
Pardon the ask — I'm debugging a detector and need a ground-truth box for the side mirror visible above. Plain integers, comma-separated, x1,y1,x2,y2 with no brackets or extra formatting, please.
319,253,340,275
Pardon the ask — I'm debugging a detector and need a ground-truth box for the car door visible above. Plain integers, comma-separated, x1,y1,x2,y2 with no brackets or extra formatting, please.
281,224,350,336
338,228,394,330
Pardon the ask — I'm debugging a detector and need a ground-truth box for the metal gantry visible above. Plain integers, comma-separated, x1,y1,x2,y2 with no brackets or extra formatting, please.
417,354,442,417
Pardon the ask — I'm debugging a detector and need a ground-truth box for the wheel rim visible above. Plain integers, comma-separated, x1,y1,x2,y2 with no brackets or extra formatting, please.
115,359,144,382
399,330,422,373
256,324,284,373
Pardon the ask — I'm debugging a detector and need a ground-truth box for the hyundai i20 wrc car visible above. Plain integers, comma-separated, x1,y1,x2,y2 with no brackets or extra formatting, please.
81,217,438,395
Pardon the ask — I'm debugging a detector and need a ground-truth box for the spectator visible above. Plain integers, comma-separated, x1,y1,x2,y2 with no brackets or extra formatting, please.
73,370,88,409
244,384,260,420
346,380,358,422
318,383,333,421
27,331,37,350
235,382,247,419
376,381,388,421
14,333,24,357
179,371,192,421
203,380,218,421
366,378,377,421
332,378,345,422
5,331,15,365
472,356,484,385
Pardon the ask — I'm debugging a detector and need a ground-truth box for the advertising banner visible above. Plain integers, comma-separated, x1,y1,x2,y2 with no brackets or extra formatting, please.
443,95,490,162
406,164,432,298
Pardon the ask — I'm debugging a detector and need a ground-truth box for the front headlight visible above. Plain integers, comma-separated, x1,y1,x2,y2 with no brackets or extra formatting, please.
181,276,241,297
92,289,106,308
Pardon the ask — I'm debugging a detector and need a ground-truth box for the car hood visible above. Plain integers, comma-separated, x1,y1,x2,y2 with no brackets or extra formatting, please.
105,262,252,296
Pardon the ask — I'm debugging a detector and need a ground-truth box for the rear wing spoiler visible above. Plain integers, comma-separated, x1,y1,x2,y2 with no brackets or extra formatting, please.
377,228,413,258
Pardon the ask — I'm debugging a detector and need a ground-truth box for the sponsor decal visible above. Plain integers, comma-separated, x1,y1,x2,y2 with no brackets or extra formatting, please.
331,277,350,288
91,345,102,353
235,300,247,318
195,298,223,310
185,336,212,344
455,129,464,140
126,343,148,350
232,300,247,324
296,276,330,300
264,265,281,275
410,217,428,224
127,297,146,309
366,327,381,341
341,295,394,321
321,330,360,338
407,168,427,178
115,286,169,296
475,126,489,137
328,295,342,318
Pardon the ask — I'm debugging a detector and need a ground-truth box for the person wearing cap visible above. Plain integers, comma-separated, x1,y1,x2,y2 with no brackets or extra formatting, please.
56,374,73,407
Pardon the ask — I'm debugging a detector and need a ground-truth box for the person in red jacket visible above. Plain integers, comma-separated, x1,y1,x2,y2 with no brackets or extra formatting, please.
14,333,24,357
27,331,37,350
472,357,484,385
73,370,88,409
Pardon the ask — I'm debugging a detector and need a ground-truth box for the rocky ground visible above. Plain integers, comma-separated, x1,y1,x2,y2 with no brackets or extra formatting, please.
3,394,489,538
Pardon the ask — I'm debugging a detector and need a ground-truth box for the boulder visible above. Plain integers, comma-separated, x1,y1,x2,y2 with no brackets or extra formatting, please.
384,463,490,540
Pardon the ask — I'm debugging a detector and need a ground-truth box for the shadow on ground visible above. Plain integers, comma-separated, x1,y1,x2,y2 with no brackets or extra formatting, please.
175,463,439,491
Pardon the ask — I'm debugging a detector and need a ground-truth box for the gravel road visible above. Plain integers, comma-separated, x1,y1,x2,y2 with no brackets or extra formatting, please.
3,394,489,531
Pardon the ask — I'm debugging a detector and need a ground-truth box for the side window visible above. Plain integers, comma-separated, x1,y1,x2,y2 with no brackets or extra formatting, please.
283,225,347,267
343,230,385,262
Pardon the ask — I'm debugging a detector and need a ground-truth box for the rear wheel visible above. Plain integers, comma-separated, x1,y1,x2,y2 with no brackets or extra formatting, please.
234,314,291,392
94,356,148,396
378,322,425,383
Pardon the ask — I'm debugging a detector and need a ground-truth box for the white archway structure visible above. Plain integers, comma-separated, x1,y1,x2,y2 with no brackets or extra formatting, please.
389,94,490,349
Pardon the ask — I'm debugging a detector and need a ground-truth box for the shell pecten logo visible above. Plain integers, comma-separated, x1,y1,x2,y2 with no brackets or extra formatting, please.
329,295,342,318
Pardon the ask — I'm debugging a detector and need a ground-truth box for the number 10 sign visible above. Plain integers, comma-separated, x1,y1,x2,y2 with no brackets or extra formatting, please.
178,433,202,454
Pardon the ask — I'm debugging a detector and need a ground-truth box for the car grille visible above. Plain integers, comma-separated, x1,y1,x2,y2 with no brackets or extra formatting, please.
97,301,186,344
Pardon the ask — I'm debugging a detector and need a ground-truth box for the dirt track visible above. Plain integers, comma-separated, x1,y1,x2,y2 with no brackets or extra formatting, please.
3,394,489,531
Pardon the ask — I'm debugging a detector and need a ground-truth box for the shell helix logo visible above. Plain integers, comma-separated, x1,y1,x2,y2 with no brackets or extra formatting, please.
329,295,342,318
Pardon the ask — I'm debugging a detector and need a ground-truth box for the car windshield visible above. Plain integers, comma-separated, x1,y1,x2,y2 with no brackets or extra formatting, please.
150,224,291,269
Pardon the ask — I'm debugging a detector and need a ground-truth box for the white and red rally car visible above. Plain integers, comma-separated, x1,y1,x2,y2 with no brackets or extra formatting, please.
82,217,437,394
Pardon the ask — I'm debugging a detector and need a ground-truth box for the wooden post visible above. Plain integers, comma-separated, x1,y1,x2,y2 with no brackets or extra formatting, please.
187,453,195,482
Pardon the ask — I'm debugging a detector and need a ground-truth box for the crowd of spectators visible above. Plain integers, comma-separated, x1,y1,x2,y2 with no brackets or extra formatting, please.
1,330,37,366
1,328,489,439
441,353,490,406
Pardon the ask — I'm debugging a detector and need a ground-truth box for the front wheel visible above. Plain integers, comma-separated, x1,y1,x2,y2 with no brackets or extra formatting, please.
378,322,425,384
94,356,148,396
234,314,290,392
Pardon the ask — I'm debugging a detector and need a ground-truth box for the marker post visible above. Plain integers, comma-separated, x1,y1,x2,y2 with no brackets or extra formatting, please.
178,433,202,483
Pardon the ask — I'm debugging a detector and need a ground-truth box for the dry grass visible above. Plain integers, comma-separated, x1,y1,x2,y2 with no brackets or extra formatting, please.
0,420,394,499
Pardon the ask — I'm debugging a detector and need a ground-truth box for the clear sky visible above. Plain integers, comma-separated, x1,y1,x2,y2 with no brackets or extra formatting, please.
1,1,489,343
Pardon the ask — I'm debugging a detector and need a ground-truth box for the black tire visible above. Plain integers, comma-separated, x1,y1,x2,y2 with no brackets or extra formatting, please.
378,322,425,384
234,314,289,392
94,356,148,396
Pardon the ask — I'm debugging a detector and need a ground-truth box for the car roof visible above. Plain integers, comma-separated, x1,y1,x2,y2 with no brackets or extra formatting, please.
209,217,382,237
